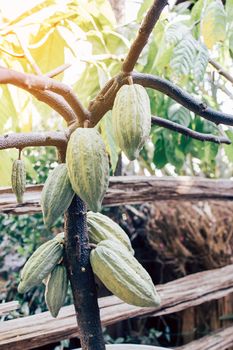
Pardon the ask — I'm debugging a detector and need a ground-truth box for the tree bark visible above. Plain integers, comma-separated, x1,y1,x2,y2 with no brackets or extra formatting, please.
64,196,105,350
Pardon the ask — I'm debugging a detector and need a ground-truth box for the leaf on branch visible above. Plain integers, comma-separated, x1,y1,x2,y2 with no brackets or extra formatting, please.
165,23,190,46
201,0,226,49
193,42,209,83
168,103,191,127
170,35,198,77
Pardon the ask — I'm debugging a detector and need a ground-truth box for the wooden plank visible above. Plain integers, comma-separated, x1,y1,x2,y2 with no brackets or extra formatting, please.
0,301,20,316
1,176,233,214
1,264,233,349
176,325,233,350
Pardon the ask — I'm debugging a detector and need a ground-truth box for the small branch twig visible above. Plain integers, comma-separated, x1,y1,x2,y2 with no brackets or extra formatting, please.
209,58,233,85
46,63,71,78
122,0,168,73
152,116,231,144
0,131,67,150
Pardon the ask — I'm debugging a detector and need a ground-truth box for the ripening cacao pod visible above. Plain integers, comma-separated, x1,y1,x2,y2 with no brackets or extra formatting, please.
112,84,151,161
45,264,68,318
18,233,64,294
90,239,160,307
11,159,26,203
66,128,109,212
41,164,74,229
87,211,134,254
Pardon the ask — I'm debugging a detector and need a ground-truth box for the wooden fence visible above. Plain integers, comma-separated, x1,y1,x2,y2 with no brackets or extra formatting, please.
1,175,233,349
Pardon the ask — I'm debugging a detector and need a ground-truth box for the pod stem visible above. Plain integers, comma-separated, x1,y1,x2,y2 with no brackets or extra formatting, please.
64,195,106,350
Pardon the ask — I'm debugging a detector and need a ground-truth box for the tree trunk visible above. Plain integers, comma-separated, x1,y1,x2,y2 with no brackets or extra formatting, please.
64,196,106,350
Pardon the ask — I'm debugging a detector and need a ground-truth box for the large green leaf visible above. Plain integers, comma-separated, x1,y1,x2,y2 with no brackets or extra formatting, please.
170,35,197,76
168,103,191,127
201,0,226,49
193,42,209,83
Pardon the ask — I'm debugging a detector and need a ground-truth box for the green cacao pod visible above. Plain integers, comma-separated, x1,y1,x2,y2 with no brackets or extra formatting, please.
90,239,160,307
45,264,68,318
66,128,109,212
41,164,74,229
87,211,134,254
112,84,151,161
18,233,64,294
11,159,26,203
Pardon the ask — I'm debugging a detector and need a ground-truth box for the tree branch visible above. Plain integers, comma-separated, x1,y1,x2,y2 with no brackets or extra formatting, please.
0,131,67,150
152,115,231,144
209,58,233,85
122,0,168,73
132,72,233,126
0,67,89,125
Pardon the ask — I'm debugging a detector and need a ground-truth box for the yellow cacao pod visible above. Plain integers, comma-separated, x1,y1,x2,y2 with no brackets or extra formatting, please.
90,239,160,307
41,164,74,229
11,159,26,203
112,84,151,161
66,128,109,212
45,264,68,318
87,211,134,254
18,233,64,294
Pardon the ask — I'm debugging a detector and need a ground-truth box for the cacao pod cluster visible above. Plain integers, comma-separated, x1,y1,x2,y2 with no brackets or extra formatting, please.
18,232,69,318
87,212,160,307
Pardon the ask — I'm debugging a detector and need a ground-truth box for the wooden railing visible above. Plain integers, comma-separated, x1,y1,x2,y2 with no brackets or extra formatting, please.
1,264,233,349
1,176,233,214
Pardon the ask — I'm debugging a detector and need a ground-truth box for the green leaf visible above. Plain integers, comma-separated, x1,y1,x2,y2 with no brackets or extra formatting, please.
0,149,18,186
170,35,197,76
137,0,153,22
201,0,226,49
166,22,190,46
152,132,167,169
99,111,120,172
224,131,233,162
193,42,209,82
191,0,204,22
168,103,191,127
30,28,66,74
226,0,233,22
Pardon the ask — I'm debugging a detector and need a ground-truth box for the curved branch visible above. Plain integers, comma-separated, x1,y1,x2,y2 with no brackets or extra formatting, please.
132,72,233,126
0,131,67,150
152,116,231,144
122,0,168,73
0,67,89,124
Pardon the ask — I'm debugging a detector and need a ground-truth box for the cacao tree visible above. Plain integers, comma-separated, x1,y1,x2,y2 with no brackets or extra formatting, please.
1,0,233,349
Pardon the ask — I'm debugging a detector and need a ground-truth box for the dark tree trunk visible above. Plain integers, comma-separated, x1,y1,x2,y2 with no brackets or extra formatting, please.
64,196,106,350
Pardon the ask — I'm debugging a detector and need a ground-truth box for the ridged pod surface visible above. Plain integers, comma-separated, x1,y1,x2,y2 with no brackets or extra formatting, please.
18,233,64,294
90,239,160,307
41,164,74,229
66,128,109,212
11,159,26,203
87,211,134,254
112,84,151,161
45,264,68,318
